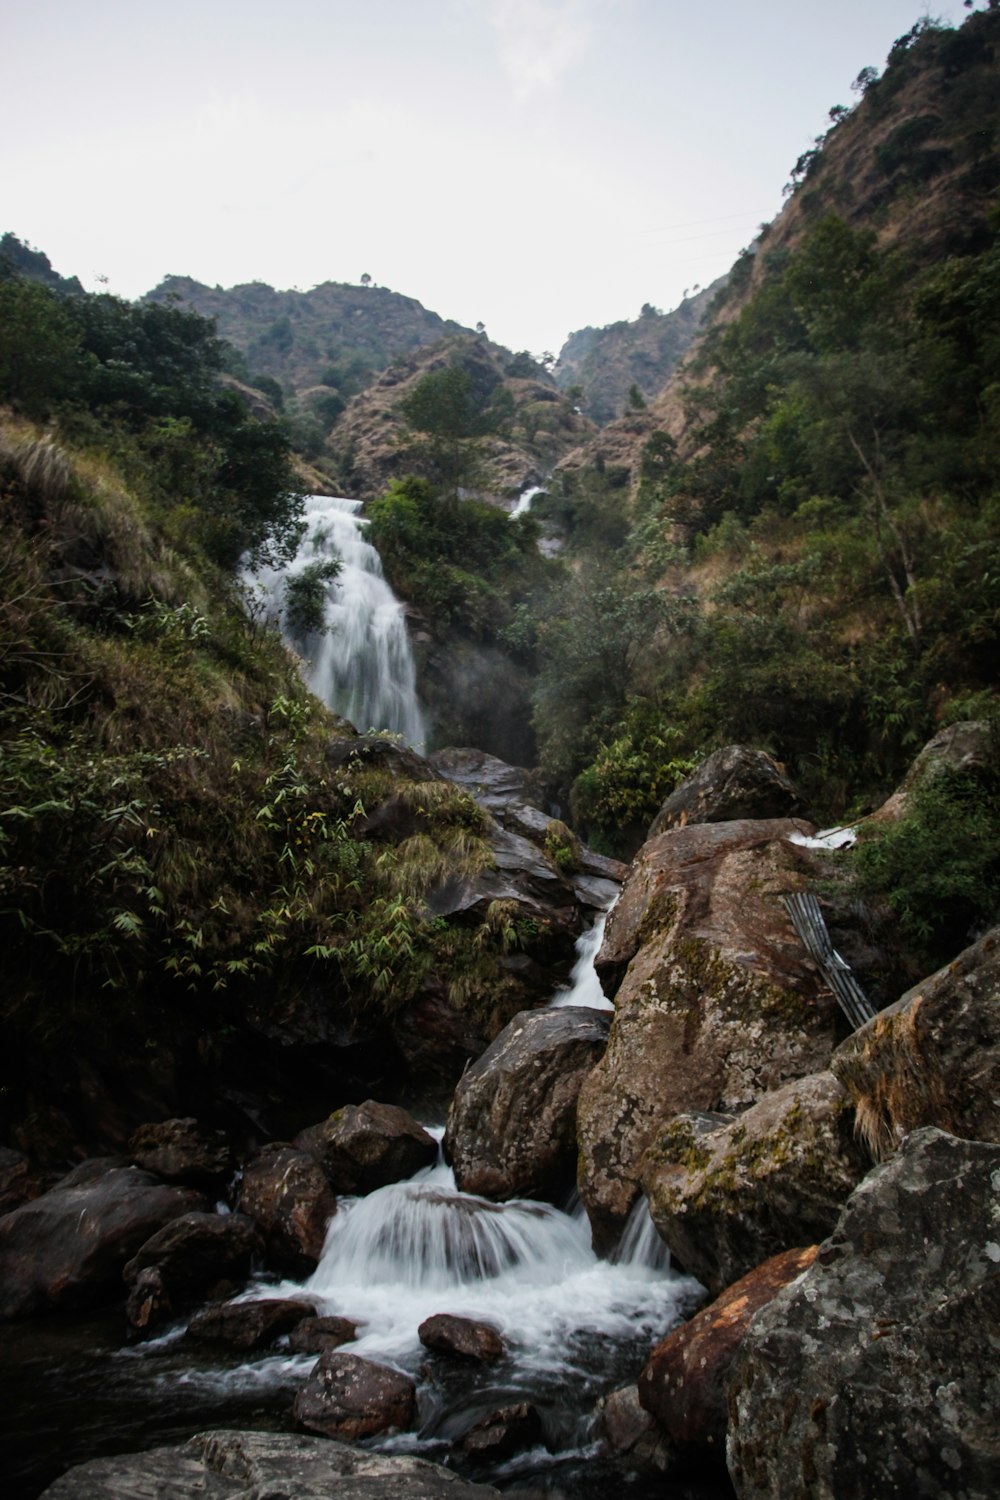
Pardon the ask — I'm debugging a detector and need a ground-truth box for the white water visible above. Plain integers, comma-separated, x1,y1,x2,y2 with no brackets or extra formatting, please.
510,483,544,519
278,1139,698,1390
550,908,614,1011
247,495,426,749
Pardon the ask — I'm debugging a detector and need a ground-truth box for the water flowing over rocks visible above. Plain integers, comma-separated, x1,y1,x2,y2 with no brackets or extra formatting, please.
122,1211,263,1307
577,819,841,1250
294,1099,438,1194
186,1295,312,1350
293,1350,417,1440
39,1429,502,1499
648,745,805,837
727,1129,1000,1499
418,1312,506,1363
832,924,1000,1158
643,1072,869,1294
445,1006,611,1201
237,1142,338,1276
128,1117,234,1188
0,1161,205,1319
637,1244,819,1450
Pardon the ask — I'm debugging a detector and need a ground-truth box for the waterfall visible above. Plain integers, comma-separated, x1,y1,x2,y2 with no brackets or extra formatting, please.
550,906,614,1011
295,1140,700,1383
247,495,426,749
510,483,545,519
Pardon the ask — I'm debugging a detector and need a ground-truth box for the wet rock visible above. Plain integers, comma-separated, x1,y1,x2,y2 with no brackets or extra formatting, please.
638,1244,819,1449
288,1314,360,1354
294,1100,437,1195
0,1147,41,1216
418,1313,506,1363
457,1402,544,1463
727,1129,1000,1500
40,1428,502,1498
0,1162,205,1319
293,1350,416,1440
577,820,841,1250
872,719,994,823
122,1211,262,1306
597,1384,677,1473
445,1007,610,1201
643,1072,869,1295
237,1142,337,1276
832,925,1000,1158
128,1118,234,1188
648,745,805,837
326,733,437,785
124,1265,173,1337
429,746,539,815
187,1295,311,1350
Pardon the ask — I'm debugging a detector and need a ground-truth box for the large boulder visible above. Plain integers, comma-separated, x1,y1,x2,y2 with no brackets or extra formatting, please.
122,1211,262,1306
445,1007,611,1201
577,820,842,1249
832,925,1000,1158
648,745,804,837
456,1402,544,1463
642,1072,869,1295
428,746,539,816
293,1351,416,1441
637,1244,818,1450
128,1118,234,1189
237,1143,337,1276
0,1161,205,1319
40,1429,501,1498
872,719,993,823
294,1100,437,1195
727,1129,1000,1500
288,1315,360,1354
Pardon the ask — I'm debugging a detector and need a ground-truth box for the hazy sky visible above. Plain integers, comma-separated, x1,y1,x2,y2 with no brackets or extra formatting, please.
3,0,976,354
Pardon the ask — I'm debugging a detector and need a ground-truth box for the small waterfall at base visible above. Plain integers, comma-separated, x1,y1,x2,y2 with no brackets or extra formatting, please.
247,494,426,749
550,904,615,1011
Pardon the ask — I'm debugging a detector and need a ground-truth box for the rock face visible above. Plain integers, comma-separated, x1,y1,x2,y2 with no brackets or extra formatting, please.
294,1100,437,1195
418,1313,506,1363
727,1129,1000,1500
122,1211,262,1305
237,1143,337,1276
643,1073,869,1295
128,1118,233,1187
577,820,841,1249
293,1351,416,1440
40,1428,501,1498
186,1296,310,1350
0,1161,204,1319
832,925,1000,1158
648,745,805,837
445,1007,611,1201
638,1245,819,1450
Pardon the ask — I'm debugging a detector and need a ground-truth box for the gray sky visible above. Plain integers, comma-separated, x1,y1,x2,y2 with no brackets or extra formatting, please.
3,0,974,354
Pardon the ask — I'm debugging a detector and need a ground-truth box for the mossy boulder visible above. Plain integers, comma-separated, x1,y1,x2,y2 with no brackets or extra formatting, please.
642,1073,870,1296
577,820,842,1250
832,925,1000,1158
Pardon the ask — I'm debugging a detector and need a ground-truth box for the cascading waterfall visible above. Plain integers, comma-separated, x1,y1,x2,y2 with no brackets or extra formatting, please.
247,494,426,749
510,483,545,519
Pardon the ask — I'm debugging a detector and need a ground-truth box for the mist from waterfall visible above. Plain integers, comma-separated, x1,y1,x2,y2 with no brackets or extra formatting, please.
248,495,426,749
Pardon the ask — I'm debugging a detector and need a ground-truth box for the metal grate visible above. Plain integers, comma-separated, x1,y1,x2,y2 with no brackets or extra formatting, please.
781,892,877,1031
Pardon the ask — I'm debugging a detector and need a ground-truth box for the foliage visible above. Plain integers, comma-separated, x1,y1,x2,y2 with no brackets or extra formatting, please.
852,751,1000,970
570,707,695,855
283,558,342,640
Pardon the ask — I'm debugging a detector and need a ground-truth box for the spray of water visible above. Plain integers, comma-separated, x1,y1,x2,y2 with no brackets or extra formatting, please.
247,495,426,749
